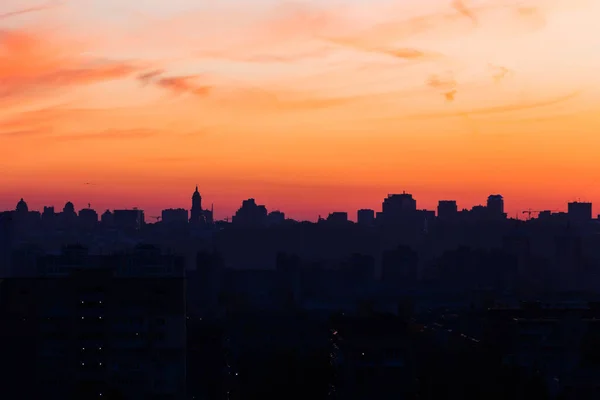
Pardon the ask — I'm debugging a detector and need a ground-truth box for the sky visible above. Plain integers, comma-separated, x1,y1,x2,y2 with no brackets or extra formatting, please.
1,0,600,221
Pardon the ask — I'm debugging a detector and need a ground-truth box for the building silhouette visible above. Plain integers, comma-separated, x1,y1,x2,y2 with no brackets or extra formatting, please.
487,194,505,217
79,206,99,230
162,208,189,225
568,201,592,224
267,211,285,226
0,245,186,400
189,186,213,227
437,200,458,221
357,209,375,226
232,199,268,228
113,208,145,231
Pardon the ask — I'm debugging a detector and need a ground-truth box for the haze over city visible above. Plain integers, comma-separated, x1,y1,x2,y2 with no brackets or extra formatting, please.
2,0,600,220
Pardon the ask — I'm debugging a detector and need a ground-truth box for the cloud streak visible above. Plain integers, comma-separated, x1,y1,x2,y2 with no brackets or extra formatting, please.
0,1,61,20
155,76,212,97
0,29,143,104
451,0,478,25
405,90,582,119
322,36,444,61
54,129,159,142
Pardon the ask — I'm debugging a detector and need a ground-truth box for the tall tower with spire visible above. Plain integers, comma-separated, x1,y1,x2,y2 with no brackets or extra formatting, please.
190,185,204,224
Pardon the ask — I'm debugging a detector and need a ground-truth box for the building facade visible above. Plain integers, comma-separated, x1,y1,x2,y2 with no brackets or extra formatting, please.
0,245,186,400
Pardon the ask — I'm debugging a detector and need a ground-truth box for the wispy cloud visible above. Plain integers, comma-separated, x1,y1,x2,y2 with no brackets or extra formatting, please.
323,36,444,61
199,47,334,64
451,0,478,25
0,1,61,20
0,128,52,138
136,70,212,97
0,29,143,103
427,73,457,89
54,129,158,142
137,69,165,85
155,75,212,97
406,90,582,119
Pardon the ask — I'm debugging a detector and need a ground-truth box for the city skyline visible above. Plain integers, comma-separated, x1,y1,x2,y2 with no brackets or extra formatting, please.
2,0,600,220
2,186,595,222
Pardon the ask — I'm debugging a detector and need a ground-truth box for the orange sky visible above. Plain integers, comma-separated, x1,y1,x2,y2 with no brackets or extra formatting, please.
1,0,600,220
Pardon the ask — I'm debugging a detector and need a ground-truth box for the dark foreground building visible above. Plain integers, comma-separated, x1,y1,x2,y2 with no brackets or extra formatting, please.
0,245,186,400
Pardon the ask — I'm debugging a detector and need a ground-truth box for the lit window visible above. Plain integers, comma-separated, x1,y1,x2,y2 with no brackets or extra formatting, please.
99,301,102,304
99,316,102,320
136,333,139,336
82,348,85,351
81,301,84,304
98,347,102,350
81,317,85,320
99,362,102,366
81,362,85,366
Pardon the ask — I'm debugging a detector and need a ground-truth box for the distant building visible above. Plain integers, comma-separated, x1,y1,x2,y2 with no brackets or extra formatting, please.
232,198,268,228
60,201,78,228
189,186,213,227
357,209,375,226
487,194,505,217
78,207,98,229
0,245,186,399
162,208,188,225
113,208,145,230
267,211,285,226
381,192,417,223
100,210,113,227
383,192,416,215
437,200,458,220
568,201,592,223
538,210,552,220
16,198,28,213
42,206,56,228
327,212,349,224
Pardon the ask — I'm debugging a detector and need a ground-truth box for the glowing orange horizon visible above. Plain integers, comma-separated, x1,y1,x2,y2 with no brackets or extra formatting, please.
1,0,600,220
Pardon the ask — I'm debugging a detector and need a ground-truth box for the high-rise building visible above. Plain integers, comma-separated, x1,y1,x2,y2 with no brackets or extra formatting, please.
437,200,458,220
232,199,268,227
381,192,417,223
487,195,505,216
568,201,592,223
357,209,375,226
113,209,145,230
162,208,189,225
0,245,186,399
